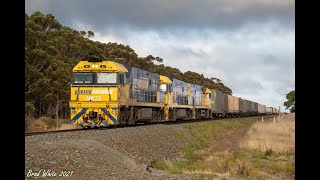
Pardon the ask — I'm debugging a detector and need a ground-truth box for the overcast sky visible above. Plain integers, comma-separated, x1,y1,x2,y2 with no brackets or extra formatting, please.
26,0,295,112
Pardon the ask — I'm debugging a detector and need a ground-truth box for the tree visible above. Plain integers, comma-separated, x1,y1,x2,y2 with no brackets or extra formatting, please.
87,31,94,37
284,90,295,112
155,57,163,63
80,31,86,36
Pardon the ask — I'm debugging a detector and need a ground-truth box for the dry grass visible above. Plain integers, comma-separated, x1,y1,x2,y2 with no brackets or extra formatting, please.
27,117,49,132
26,117,81,132
239,113,295,153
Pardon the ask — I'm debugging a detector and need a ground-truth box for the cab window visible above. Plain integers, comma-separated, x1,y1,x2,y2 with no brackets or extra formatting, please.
73,73,93,84
96,72,117,84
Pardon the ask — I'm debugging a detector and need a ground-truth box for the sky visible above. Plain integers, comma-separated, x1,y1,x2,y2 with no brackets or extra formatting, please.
25,0,295,112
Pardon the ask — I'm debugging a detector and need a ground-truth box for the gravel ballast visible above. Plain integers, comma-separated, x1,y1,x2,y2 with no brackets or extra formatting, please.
25,123,198,179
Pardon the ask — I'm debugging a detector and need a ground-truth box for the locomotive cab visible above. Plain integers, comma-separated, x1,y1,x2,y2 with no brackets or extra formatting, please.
69,59,128,128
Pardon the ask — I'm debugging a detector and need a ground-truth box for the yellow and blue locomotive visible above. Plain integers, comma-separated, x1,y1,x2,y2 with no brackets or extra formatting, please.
69,59,212,127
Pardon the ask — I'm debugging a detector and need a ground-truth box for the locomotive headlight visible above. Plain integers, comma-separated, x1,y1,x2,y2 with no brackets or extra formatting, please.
92,65,95,68
95,65,98,68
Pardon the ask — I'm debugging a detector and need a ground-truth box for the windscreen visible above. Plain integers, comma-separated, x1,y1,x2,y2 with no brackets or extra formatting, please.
96,72,117,84
73,73,94,84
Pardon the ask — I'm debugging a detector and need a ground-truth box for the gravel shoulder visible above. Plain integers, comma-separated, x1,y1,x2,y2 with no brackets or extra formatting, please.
25,123,199,179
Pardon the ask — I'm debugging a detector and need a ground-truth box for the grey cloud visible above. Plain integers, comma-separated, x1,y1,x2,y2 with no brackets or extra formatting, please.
232,79,264,96
261,54,280,65
25,0,294,31
171,47,210,59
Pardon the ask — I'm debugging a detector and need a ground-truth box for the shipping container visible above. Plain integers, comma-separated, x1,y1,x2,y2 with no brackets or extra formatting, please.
266,107,272,114
235,97,239,113
253,102,258,112
243,99,250,112
239,98,244,112
242,99,250,113
244,100,253,112
213,89,224,113
227,95,239,113
258,104,266,114
209,89,215,110
223,94,228,112
251,101,255,111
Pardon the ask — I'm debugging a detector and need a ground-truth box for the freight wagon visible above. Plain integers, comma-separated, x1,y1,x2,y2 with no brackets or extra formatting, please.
258,104,266,115
266,107,272,115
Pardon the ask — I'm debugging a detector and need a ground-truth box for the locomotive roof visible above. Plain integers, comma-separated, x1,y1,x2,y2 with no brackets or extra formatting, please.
73,60,128,73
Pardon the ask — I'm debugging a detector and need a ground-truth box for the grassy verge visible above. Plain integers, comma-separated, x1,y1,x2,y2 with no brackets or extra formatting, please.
149,115,295,179
239,114,295,152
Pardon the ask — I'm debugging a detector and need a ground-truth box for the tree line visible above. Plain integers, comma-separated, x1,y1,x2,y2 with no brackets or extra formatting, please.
25,11,232,120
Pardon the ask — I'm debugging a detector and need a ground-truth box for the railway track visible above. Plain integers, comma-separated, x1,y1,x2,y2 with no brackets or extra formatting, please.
25,114,279,136
25,128,85,136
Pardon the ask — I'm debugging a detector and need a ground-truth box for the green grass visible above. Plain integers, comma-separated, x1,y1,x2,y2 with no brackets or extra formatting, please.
180,118,255,159
153,118,256,174
250,153,295,174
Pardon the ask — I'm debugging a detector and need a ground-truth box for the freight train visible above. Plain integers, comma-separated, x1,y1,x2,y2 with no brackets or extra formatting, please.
69,59,279,128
